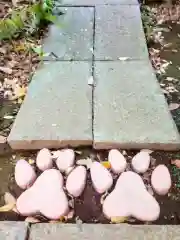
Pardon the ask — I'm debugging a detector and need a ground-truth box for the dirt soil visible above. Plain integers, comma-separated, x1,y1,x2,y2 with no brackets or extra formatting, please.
0,149,180,225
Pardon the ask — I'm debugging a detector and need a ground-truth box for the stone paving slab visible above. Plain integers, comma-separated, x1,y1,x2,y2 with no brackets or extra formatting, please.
43,7,94,61
93,61,180,150
29,224,180,240
55,0,139,6
94,5,148,60
8,62,92,150
0,222,28,240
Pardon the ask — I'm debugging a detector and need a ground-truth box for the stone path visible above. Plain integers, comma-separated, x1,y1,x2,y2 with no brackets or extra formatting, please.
7,0,180,150
1,222,180,240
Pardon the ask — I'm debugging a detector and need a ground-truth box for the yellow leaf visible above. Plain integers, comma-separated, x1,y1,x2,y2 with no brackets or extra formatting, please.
49,216,67,223
0,203,15,212
13,43,27,52
17,98,23,104
28,159,35,165
17,86,27,98
101,161,111,169
110,216,128,223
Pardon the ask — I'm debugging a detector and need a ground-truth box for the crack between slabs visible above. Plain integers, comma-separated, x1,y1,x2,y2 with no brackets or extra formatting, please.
91,6,96,146
25,224,31,240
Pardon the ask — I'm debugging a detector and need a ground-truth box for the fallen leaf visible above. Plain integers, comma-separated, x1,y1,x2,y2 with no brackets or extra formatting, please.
0,66,12,74
4,192,16,206
65,166,74,175
76,158,93,169
28,159,35,165
110,216,128,223
0,203,15,212
17,98,23,104
0,47,6,54
75,216,83,229
74,150,82,155
100,191,108,204
16,86,27,98
58,216,66,222
122,150,127,156
88,76,94,86
101,161,111,169
147,185,154,196
68,198,74,208
171,159,180,168
12,0,19,6
66,210,74,219
150,157,156,167
169,103,180,111
3,115,14,120
140,149,154,154
25,217,40,223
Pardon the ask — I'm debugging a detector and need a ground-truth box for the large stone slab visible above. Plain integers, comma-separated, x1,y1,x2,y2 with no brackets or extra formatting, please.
0,222,28,240
43,7,94,60
93,61,180,150
55,0,139,6
8,62,92,150
94,5,148,60
29,224,180,240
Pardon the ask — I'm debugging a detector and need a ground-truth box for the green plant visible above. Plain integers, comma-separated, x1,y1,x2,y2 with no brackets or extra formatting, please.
0,0,57,40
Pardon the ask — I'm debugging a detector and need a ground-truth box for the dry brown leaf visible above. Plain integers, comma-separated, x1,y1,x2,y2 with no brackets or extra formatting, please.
65,166,74,176
4,192,16,205
66,210,74,219
0,66,12,74
140,149,154,154
0,203,15,212
169,103,180,111
100,191,108,204
25,217,40,223
76,158,93,169
12,0,18,6
110,216,128,223
101,161,111,169
171,159,180,168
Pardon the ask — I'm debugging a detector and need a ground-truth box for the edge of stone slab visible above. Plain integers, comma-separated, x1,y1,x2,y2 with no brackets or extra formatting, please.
7,139,93,150
0,221,29,240
29,223,180,239
55,0,139,6
93,141,180,151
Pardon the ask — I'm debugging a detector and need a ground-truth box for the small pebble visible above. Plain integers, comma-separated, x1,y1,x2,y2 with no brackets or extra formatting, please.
66,166,87,197
56,149,75,172
131,152,150,173
36,148,53,171
90,161,113,194
15,160,36,189
108,149,127,174
151,164,171,195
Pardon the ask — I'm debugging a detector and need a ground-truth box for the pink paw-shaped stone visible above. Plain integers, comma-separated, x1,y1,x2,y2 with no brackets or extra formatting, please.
16,169,69,220
103,171,160,222
15,160,37,189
